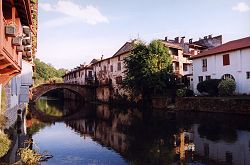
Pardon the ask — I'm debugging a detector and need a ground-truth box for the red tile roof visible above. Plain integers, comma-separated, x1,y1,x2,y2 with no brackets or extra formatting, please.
190,36,250,59
160,40,183,50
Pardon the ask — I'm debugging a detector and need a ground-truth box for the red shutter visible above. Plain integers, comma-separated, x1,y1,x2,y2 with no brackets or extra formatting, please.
223,54,230,66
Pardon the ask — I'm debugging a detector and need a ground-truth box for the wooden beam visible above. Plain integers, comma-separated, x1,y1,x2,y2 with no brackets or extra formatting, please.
0,63,11,69
0,56,5,61
0,68,19,75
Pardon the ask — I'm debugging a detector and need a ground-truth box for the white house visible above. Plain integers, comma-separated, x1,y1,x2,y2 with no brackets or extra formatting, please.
191,36,250,94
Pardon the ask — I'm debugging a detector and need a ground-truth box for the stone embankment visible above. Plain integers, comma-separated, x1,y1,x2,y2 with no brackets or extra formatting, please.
4,103,26,129
175,97,250,114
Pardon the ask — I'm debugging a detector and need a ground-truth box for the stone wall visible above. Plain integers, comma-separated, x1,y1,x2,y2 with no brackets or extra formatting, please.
151,97,173,109
176,97,250,114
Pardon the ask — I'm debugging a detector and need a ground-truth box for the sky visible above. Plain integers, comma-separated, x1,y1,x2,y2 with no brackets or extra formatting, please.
37,0,250,69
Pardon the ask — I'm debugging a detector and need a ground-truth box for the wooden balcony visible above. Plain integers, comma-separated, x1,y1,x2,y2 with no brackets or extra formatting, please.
0,2,23,85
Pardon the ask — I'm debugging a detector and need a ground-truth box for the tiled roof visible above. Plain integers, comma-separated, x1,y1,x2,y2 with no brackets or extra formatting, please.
190,36,250,59
113,42,134,57
160,40,183,50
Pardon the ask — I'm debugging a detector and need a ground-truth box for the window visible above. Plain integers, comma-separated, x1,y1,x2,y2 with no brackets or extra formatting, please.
247,72,250,79
222,74,235,80
110,65,113,72
103,66,106,72
108,59,110,64
225,152,233,164
118,56,121,61
202,59,207,72
117,62,121,71
183,64,188,71
198,76,203,82
206,75,211,80
116,76,122,84
99,63,101,67
204,144,209,159
223,54,230,66
88,71,92,77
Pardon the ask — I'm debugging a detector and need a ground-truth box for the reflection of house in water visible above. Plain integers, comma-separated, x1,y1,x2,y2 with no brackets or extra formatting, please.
174,129,195,161
193,124,250,165
66,119,128,154
65,105,131,154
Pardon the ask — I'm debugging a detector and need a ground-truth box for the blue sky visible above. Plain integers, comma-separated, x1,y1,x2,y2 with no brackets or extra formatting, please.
37,0,250,69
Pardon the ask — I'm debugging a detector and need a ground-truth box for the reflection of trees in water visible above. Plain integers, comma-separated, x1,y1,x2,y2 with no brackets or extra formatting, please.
35,98,63,117
124,110,179,165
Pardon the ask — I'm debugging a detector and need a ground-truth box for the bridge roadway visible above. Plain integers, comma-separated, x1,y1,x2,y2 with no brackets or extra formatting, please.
31,83,95,102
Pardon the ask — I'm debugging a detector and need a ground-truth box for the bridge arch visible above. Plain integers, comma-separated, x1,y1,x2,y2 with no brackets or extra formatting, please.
31,83,94,102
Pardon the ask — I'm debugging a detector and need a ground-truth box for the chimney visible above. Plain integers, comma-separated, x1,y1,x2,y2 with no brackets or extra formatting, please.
208,34,212,38
165,36,168,41
101,55,103,60
180,36,185,44
189,38,193,44
204,36,208,39
174,37,179,43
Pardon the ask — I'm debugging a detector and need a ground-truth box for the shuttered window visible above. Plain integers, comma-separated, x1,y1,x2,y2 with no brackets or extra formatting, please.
223,54,230,66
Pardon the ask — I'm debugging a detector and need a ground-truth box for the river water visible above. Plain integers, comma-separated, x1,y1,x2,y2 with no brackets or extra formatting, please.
2,97,250,165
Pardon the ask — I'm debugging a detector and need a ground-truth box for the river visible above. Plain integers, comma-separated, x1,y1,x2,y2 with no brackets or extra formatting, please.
1,97,250,165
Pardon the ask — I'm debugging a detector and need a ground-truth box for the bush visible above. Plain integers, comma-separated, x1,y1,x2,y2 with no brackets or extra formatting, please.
176,88,194,97
0,115,7,129
0,131,11,158
197,79,221,96
176,88,186,97
218,78,236,96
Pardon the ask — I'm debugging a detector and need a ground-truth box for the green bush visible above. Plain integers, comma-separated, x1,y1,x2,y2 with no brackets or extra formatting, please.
0,131,11,158
176,88,194,97
176,88,186,97
218,78,236,96
0,115,7,129
197,79,221,96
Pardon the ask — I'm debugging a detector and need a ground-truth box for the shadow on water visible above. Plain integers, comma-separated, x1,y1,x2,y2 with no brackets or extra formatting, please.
1,96,250,165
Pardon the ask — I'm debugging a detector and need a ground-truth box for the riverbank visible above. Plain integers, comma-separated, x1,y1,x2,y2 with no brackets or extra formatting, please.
175,96,250,114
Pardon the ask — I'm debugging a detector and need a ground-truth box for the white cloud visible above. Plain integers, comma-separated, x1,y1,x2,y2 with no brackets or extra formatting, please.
39,0,109,26
232,2,250,12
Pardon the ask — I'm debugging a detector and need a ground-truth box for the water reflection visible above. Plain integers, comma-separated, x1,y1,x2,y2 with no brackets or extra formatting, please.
24,98,250,165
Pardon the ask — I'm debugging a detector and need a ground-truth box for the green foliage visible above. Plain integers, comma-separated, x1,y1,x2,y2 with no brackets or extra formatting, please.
18,140,51,165
34,58,67,85
123,40,174,99
1,88,6,113
0,115,7,129
176,88,186,97
218,78,236,96
176,88,194,97
0,131,11,158
197,79,221,96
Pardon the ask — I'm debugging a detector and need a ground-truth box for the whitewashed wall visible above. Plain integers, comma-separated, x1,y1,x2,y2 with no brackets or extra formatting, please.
193,48,250,94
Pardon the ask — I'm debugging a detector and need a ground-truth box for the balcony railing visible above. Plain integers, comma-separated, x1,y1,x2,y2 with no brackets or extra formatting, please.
1,16,22,68
171,55,179,62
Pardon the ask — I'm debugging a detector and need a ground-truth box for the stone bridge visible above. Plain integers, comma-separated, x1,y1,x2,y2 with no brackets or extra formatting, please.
31,83,95,102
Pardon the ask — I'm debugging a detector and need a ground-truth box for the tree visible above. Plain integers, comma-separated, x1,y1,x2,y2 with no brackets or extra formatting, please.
34,58,68,85
123,40,173,101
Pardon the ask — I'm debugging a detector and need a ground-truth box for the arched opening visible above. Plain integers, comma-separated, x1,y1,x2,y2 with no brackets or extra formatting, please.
221,74,235,80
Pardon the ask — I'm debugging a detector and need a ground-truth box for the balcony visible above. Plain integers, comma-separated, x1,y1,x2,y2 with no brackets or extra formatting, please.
85,76,94,85
0,17,22,84
171,55,179,62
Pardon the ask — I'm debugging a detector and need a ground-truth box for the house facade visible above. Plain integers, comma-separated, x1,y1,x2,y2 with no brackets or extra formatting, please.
0,0,38,127
191,36,250,94
63,35,223,102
